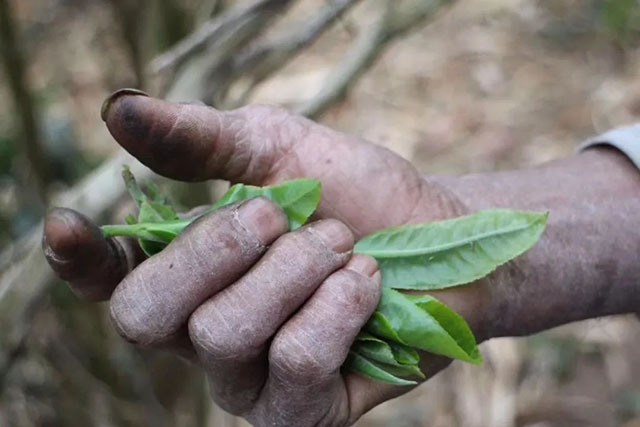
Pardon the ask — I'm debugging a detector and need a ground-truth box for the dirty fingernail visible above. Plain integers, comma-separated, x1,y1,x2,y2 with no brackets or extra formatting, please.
101,88,150,122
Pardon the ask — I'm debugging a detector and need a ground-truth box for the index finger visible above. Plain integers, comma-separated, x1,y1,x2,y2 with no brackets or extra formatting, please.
42,207,145,301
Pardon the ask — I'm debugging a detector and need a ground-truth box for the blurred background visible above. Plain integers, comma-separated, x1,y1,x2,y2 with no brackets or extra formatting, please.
1,0,640,426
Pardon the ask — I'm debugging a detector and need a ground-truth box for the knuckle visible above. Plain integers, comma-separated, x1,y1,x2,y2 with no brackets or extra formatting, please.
332,269,380,312
264,228,339,277
269,230,313,260
188,303,258,361
239,104,310,149
108,267,180,347
269,331,334,383
178,209,254,263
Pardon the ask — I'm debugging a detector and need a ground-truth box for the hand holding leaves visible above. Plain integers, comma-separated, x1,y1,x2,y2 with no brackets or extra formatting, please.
102,168,547,384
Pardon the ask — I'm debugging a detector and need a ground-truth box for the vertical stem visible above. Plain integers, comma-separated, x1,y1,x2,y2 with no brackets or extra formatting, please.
109,0,146,89
0,0,49,205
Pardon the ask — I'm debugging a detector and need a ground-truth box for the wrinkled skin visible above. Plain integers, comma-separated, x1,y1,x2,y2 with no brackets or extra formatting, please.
43,91,640,426
43,91,484,427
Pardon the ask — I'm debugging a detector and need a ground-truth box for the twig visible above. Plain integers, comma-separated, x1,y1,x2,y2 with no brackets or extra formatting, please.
109,0,147,89
297,0,453,119
197,0,226,23
385,0,452,38
0,0,49,203
295,3,389,118
149,0,284,75
192,0,295,106
226,0,361,106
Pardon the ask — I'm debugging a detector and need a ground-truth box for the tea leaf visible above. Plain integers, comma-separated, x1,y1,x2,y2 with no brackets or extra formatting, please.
209,179,321,230
102,220,188,244
405,293,481,363
345,352,418,386
355,333,421,368
365,311,406,345
355,209,547,290
365,361,425,380
373,288,481,364
122,165,145,208
102,177,321,255
353,334,424,379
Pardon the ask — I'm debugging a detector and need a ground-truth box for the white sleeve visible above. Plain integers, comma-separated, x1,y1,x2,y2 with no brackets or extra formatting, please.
579,124,640,168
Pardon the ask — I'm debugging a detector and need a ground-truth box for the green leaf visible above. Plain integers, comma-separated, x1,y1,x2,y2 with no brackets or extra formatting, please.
138,200,178,223
345,352,417,386
405,293,481,364
373,288,481,364
104,175,321,255
365,311,406,345
388,341,421,366
102,220,188,245
209,179,321,230
355,333,421,368
136,199,178,256
365,360,425,380
354,209,547,290
143,179,169,204
118,166,181,256
122,165,146,208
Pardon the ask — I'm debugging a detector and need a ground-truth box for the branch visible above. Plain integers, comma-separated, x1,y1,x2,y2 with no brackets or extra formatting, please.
226,0,361,106
160,0,295,105
149,0,285,75
192,0,297,106
109,0,147,88
0,0,49,203
296,0,453,119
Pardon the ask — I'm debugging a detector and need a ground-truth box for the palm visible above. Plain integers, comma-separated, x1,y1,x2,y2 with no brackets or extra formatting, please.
254,120,436,237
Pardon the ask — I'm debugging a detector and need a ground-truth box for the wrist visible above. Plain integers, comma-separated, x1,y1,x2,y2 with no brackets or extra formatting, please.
429,148,640,338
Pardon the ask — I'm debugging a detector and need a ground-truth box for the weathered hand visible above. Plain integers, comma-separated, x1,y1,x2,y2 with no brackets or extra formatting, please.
43,91,484,426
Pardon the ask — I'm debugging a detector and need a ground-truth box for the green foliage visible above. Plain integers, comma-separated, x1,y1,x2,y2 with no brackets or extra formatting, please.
345,351,419,386
599,0,640,42
102,172,321,256
365,288,480,364
122,166,179,256
208,179,322,230
101,168,547,385
354,209,547,290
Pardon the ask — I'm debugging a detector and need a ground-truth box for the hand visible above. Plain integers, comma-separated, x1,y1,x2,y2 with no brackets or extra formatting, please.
43,90,486,426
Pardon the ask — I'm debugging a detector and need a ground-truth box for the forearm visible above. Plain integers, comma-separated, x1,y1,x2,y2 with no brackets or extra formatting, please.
432,148,640,337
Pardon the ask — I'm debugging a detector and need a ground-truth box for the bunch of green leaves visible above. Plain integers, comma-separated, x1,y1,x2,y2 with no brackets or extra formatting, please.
102,168,547,385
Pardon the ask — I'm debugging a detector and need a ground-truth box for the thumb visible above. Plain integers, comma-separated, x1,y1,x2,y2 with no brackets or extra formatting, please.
101,89,289,183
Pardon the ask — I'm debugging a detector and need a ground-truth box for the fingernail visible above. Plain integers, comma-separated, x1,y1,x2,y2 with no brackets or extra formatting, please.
237,197,289,245
101,88,150,122
309,219,354,254
43,208,79,260
345,254,379,277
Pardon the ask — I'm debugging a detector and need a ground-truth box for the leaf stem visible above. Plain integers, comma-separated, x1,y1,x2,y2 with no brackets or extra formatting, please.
101,224,147,239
